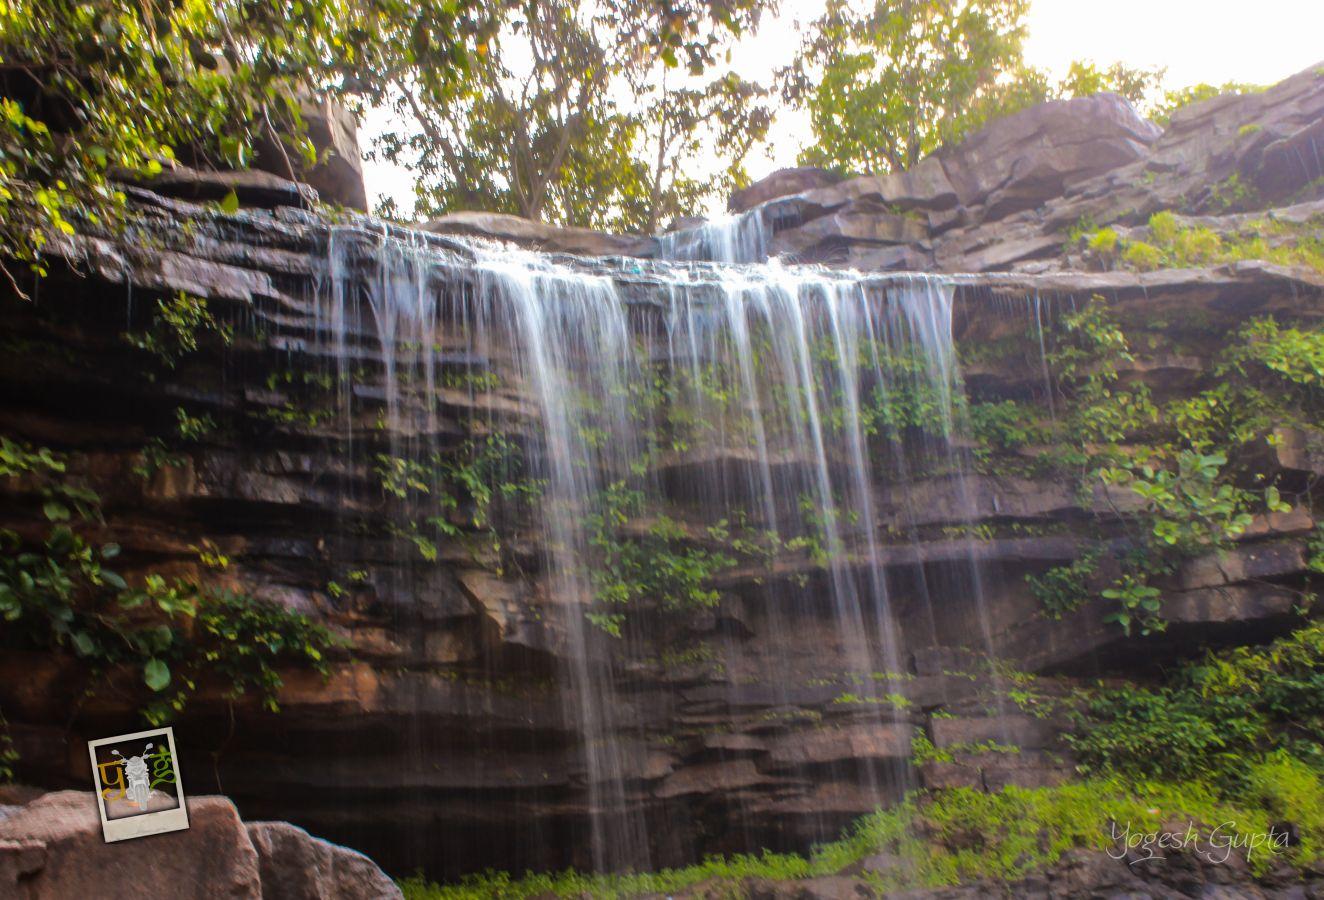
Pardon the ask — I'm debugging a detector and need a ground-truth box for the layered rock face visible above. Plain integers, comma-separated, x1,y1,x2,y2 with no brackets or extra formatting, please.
726,66,1324,273
0,69,1321,886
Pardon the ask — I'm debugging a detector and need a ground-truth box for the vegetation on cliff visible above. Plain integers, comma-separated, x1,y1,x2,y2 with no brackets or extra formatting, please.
401,623,1324,896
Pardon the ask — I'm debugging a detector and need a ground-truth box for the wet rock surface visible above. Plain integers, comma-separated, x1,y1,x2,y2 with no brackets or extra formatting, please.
0,64,1321,889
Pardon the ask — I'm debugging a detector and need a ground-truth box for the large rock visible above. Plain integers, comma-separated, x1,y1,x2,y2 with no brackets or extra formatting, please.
295,97,368,211
139,165,318,209
937,92,1161,220
251,96,368,211
730,167,844,212
246,821,402,900
0,791,262,899
423,210,649,256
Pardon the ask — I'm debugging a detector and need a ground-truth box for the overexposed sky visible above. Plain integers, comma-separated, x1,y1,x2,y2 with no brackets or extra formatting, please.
363,0,1324,216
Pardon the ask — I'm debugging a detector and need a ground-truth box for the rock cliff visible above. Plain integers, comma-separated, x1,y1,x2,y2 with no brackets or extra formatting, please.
0,65,1321,890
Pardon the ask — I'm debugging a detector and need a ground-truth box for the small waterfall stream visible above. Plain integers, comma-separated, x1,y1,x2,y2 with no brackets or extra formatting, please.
313,226,991,873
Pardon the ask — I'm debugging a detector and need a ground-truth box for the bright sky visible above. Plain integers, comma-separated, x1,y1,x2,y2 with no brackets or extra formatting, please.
362,0,1324,216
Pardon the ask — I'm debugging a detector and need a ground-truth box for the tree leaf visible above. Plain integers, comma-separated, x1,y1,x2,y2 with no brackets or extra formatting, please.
71,631,95,656
144,658,171,691
219,189,240,214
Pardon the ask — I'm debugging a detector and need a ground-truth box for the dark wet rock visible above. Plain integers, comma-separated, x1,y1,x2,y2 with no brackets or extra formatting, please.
765,723,913,769
138,164,318,209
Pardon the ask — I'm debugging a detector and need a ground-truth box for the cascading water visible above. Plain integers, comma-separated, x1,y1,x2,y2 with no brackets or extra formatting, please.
653,209,771,263
313,224,990,873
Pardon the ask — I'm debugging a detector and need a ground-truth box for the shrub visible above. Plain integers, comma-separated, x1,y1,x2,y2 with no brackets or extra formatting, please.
1122,241,1162,270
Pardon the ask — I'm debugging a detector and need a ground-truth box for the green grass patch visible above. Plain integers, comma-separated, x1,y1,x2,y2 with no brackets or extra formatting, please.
399,754,1324,898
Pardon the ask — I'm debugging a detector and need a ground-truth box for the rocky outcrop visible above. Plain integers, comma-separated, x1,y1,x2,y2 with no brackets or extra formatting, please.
730,167,843,213
0,61,1321,888
0,790,400,899
2,181,1320,877
247,821,401,900
692,63,1324,272
423,209,652,256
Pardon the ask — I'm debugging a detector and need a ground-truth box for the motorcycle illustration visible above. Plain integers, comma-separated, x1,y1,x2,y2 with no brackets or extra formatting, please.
112,743,154,811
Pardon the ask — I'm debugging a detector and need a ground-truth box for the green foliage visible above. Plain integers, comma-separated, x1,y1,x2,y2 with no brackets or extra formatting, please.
1114,211,1324,275
1026,549,1100,619
374,434,542,569
781,1,1164,175
968,400,1045,452
1067,622,1324,781
0,437,336,726
1033,299,1317,634
399,751,1324,896
0,0,505,291
373,1,773,231
782,0,1034,173
1121,240,1162,271
586,481,735,634
123,291,232,369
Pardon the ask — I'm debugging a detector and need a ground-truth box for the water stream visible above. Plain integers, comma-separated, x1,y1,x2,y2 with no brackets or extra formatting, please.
313,227,990,872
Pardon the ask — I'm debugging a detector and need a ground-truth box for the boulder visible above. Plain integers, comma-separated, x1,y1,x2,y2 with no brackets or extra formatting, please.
0,791,262,899
246,821,402,899
422,210,648,257
937,93,1161,220
294,98,368,211
248,96,367,210
730,167,844,213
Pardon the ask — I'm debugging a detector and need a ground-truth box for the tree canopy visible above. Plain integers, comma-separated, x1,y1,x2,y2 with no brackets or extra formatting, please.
780,0,1167,176
0,0,1268,262
372,0,774,232
0,0,769,285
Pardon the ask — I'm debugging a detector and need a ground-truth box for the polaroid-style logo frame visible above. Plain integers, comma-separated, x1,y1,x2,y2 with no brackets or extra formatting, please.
87,726,190,842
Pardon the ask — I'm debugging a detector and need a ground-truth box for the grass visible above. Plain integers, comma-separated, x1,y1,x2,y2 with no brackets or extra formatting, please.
398,753,1324,898
1107,211,1324,275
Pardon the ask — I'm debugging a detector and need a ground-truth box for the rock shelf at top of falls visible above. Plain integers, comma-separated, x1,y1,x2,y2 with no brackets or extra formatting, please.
1,61,1322,889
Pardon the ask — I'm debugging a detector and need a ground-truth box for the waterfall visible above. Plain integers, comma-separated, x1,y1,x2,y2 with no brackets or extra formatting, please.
654,209,771,263
314,228,982,873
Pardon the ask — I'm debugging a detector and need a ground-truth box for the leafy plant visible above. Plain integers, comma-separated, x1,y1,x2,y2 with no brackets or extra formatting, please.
1026,549,1101,619
586,480,735,634
0,437,337,726
1068,622,1324,779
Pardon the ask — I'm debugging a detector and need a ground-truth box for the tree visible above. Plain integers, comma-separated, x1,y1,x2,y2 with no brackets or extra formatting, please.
781,0,1032,175
1058,60,1165,110
0,0,499,295
0,0,765,290
782,0,1168,176
633,72,773,233
372,0,775,232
